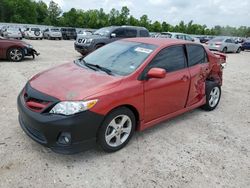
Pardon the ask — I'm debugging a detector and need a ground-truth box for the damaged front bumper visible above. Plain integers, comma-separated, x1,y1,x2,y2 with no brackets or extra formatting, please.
24,47,40,59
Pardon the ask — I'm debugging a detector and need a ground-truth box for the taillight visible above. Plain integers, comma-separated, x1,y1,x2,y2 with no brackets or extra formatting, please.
215,42,222,45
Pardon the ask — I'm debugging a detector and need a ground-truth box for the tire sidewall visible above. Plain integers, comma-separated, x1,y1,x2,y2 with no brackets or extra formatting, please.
98,107,136,152
7,48,24,62
204,81,221,111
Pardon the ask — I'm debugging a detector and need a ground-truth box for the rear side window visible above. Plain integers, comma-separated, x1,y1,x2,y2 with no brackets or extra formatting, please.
186,44,208,66
125,29,137,37
148,45,186,72
140,30,149,37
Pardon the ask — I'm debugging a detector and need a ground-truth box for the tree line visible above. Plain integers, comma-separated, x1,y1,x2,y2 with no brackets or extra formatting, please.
0,0,250,37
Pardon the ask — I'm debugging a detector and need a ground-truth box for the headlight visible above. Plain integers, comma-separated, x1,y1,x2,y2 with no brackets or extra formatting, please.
49,99,98,115
85,39,93,44
25,44,33,49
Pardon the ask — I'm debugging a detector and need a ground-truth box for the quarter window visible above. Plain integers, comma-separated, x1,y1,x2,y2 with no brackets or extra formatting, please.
148,45,186,72
186,44,208,66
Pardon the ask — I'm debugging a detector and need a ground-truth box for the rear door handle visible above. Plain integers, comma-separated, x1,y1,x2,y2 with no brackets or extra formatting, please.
181,75,189,82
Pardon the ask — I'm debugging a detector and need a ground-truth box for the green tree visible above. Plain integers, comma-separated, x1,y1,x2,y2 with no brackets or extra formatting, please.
45,0,62,25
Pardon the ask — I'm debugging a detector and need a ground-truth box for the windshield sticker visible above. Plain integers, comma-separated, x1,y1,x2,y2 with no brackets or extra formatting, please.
134,47,153,54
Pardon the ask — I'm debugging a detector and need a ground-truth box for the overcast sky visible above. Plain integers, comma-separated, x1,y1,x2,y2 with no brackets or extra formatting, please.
41,0,250,27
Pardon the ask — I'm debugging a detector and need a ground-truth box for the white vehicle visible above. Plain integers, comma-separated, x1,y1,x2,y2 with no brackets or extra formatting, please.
2,28,22,39
43,28,62,40
158,32,195,42
24,28,43,40
77,30,93,39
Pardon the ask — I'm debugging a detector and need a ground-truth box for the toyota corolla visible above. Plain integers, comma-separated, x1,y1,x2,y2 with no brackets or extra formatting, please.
17,38,226,154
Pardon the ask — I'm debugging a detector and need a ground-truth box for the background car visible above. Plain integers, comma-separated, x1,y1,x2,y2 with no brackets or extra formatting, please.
24,27,43,40
0,36,39,62
74,25,150,55
158,32,194,41
2,28,22,39
198,36,214,43
43,28,62,40
207,37,242,53
61,27,77,40
77,30,93,38
241,40,250,51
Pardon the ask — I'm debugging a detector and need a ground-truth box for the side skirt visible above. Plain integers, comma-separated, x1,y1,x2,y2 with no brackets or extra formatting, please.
139,97,206,131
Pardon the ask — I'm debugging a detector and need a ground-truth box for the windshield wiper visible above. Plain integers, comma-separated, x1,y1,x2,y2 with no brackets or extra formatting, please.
75,58,113,75
85,62,113,75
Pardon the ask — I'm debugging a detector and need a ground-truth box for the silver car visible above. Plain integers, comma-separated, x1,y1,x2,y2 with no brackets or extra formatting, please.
2,28,22,39
43,28,62,40
207,37,242,53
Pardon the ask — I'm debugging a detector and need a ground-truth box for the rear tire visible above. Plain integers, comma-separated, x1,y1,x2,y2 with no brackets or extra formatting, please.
201,81,221,111
98,107,136,152
236,47,241,53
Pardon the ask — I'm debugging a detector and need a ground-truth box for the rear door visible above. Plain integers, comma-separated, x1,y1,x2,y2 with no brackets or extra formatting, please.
185,44,209,106
143,45,190,122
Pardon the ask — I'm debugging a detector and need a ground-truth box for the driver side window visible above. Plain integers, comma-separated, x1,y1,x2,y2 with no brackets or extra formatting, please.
147,45,186,73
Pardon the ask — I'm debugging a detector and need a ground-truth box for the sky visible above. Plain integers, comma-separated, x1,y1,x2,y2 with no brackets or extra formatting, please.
40,0,250,28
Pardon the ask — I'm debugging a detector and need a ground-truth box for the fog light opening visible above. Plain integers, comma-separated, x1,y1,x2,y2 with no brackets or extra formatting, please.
58,132,71,145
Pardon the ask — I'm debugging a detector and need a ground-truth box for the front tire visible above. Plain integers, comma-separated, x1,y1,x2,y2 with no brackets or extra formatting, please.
201,81,221,111
222,47,227,53
98,107,136,152
7,48,24,62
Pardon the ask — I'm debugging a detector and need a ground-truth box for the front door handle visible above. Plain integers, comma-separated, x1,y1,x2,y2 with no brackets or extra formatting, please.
181,75,189,82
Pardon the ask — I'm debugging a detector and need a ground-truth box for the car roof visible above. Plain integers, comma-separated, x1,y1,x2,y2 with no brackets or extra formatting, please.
123,38,194,47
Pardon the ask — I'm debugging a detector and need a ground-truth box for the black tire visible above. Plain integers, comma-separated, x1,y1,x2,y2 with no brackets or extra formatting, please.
236,47,241,53
98,107,136,152
95,44,104,50
222,47,227,53
201,81,221,111
7,48,24,62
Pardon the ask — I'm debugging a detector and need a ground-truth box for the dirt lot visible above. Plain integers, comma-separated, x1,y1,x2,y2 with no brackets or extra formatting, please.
0,39,249,188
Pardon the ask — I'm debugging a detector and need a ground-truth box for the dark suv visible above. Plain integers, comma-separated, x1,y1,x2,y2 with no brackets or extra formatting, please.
61,28,77,40
74,26,149,55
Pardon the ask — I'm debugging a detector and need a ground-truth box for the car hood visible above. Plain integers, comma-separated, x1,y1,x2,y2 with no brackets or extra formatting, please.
29,62,123,101
78,34,108,40
1,38,28,45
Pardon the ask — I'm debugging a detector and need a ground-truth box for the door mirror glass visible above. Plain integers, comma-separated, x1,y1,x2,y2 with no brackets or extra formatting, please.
147,68,166,79
110,33,116,38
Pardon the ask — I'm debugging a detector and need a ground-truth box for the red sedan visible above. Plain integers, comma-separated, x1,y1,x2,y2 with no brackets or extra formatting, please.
0,36,39,62
17,38,226,153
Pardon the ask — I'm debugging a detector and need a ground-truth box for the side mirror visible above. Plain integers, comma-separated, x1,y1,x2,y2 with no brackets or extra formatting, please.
147,68,166,79
110,33,116,38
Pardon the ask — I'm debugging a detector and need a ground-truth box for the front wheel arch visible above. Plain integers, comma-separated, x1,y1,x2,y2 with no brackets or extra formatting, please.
102,104,140,131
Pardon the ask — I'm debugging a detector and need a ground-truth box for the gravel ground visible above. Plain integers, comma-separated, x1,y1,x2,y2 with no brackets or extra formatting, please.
0,39,250,188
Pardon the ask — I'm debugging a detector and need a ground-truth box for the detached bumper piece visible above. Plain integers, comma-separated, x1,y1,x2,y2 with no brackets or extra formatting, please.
25,48,40,59
17,83,104,154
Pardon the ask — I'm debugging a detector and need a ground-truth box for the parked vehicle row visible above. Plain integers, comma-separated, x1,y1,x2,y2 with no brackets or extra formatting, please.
74,26,149,55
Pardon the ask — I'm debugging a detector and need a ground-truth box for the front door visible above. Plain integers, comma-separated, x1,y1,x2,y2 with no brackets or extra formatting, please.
143,45,190,122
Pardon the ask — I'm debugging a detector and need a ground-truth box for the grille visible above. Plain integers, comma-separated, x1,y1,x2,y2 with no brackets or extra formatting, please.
78,39,85,43
23,92,51,112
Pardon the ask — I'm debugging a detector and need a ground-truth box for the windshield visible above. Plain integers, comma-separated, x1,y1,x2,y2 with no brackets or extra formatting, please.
82,41,157,76
94,27,112,36
210,37,225,42
51,28,60,32
31,28,40,31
